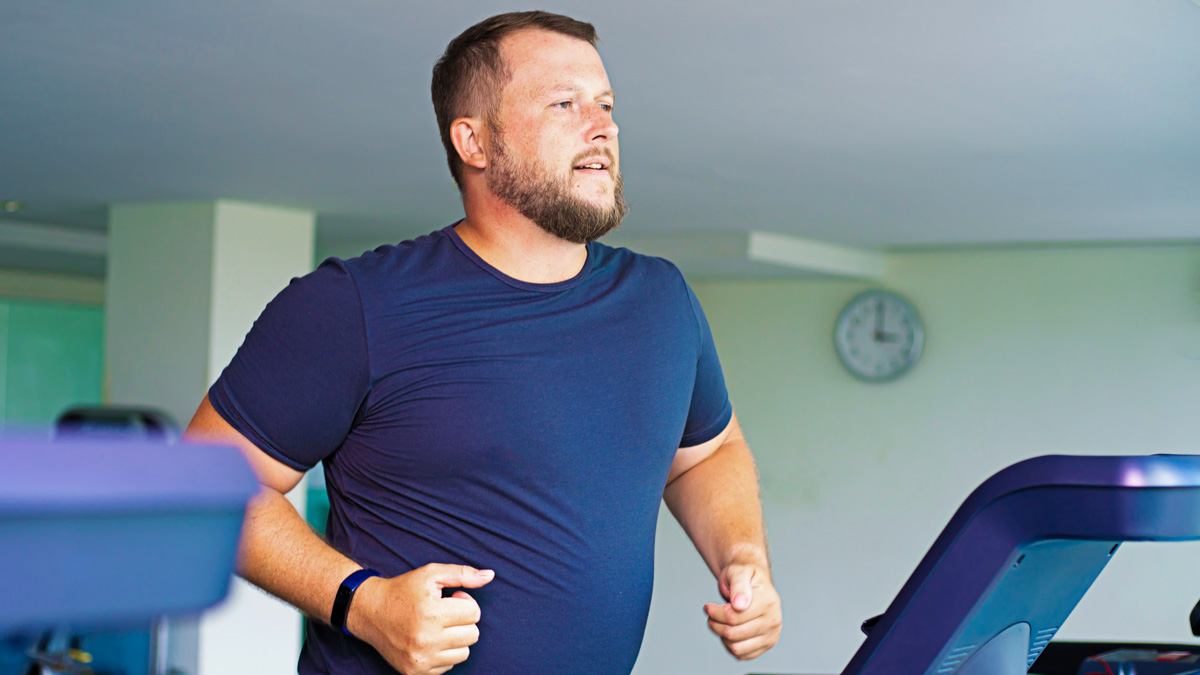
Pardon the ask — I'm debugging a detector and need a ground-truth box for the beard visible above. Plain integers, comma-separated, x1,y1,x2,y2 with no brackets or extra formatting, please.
486,125,629,245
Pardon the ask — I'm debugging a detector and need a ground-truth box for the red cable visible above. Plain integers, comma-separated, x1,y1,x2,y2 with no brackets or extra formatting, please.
1078,656,1116,675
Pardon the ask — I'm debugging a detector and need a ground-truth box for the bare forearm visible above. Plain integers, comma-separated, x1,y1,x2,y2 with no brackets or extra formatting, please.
237,486,362,624
667,420,782,660
663,434,769,577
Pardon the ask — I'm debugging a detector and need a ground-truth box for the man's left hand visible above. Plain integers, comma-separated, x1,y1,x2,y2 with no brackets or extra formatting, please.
703,562,782,660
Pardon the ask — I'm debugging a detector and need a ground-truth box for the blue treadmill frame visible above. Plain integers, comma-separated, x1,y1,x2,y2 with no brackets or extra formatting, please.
842,454,1200,675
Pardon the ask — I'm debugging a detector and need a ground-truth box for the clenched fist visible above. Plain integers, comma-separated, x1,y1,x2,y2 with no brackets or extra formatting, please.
347,563,495,675
703,562,781,661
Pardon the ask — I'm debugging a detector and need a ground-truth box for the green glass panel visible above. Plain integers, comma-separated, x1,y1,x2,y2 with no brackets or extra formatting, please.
5,301,104,424
306,486,330,537
0,302,9,417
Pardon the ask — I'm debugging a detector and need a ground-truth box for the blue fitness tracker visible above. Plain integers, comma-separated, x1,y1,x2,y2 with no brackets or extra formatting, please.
331,568,381,636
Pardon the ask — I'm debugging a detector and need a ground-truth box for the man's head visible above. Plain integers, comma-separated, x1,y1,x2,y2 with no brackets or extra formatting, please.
432,11,627,243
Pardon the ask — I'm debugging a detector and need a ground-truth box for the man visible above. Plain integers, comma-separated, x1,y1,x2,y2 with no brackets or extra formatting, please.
186,11,781,675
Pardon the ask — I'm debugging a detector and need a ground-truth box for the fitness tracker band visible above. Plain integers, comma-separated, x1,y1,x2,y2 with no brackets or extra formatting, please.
331,568,381,636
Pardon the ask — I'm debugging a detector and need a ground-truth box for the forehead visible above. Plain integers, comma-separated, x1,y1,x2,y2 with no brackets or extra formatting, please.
497,29,611,100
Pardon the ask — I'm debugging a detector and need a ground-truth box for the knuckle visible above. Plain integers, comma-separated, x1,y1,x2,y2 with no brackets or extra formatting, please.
418,604,437,623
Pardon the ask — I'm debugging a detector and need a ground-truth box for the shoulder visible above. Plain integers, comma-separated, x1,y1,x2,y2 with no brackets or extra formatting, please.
330,227,457,281
590,241,705,334
311,227,470,303
590,240,688,288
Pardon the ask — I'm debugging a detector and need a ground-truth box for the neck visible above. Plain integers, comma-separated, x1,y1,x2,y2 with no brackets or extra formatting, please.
455,190,588,284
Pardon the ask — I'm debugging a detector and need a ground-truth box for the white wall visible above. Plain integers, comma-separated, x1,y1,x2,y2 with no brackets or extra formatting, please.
199,201,316,675
107,202,218,426
107,200,315,675
632,243,1200,675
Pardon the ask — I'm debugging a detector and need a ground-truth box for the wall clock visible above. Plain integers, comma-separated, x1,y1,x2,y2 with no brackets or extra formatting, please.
834,289,924,382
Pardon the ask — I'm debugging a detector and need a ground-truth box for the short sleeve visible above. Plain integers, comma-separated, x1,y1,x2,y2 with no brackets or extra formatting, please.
679,282,733,447
208,258,371,471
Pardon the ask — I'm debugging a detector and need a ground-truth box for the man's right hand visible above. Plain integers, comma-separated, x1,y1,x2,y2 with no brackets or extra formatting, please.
347,564,495,675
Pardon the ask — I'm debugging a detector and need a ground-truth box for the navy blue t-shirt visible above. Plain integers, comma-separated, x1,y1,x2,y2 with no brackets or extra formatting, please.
210,225,732,675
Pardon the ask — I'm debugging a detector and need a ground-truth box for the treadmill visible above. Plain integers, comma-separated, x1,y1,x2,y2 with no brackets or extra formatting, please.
757,454,1200,675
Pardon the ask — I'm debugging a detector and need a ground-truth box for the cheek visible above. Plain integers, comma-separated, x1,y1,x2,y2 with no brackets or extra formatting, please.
520,132,563,166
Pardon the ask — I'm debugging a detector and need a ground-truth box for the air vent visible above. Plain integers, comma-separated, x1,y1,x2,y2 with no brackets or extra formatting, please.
937,644,977,674
1027,626,1059,667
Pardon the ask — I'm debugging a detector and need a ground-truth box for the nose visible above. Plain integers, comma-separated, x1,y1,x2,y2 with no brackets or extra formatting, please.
586,103,618,144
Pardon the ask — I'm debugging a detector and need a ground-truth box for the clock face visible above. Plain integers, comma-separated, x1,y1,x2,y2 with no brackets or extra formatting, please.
834,290,924,382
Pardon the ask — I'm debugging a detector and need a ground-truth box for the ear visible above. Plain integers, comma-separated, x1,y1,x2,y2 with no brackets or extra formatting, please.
450,117,488,171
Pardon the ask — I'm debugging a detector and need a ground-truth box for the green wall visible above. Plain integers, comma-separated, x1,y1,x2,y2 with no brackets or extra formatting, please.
0,300,104,424
0,298,106,672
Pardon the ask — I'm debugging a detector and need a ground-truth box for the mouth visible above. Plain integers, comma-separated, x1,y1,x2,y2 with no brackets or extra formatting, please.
572,156,612,175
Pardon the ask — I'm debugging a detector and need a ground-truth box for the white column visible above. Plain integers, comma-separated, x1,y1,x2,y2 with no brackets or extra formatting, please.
106,199,315,675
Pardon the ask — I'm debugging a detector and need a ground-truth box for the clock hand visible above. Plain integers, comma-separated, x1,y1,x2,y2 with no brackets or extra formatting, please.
874,301,885,341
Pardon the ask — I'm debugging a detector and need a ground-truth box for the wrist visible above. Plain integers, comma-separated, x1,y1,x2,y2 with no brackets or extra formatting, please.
346,575,383,641
721,543,770,574
333,568,382,639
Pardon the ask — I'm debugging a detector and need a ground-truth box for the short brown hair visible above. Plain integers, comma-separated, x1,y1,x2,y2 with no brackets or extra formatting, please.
431,11,598,188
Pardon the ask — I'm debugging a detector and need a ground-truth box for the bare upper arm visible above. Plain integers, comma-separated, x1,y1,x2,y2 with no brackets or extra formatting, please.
185,394,305,494
666,412,741,486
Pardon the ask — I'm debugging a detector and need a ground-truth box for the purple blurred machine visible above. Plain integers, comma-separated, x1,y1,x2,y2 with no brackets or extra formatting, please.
0,437,257,636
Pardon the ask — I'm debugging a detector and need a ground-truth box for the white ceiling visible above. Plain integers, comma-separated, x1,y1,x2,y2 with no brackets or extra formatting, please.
1,0,1198,257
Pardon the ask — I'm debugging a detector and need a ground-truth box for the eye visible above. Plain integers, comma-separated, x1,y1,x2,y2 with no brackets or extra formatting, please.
552,100,572,110
599,102,613,113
